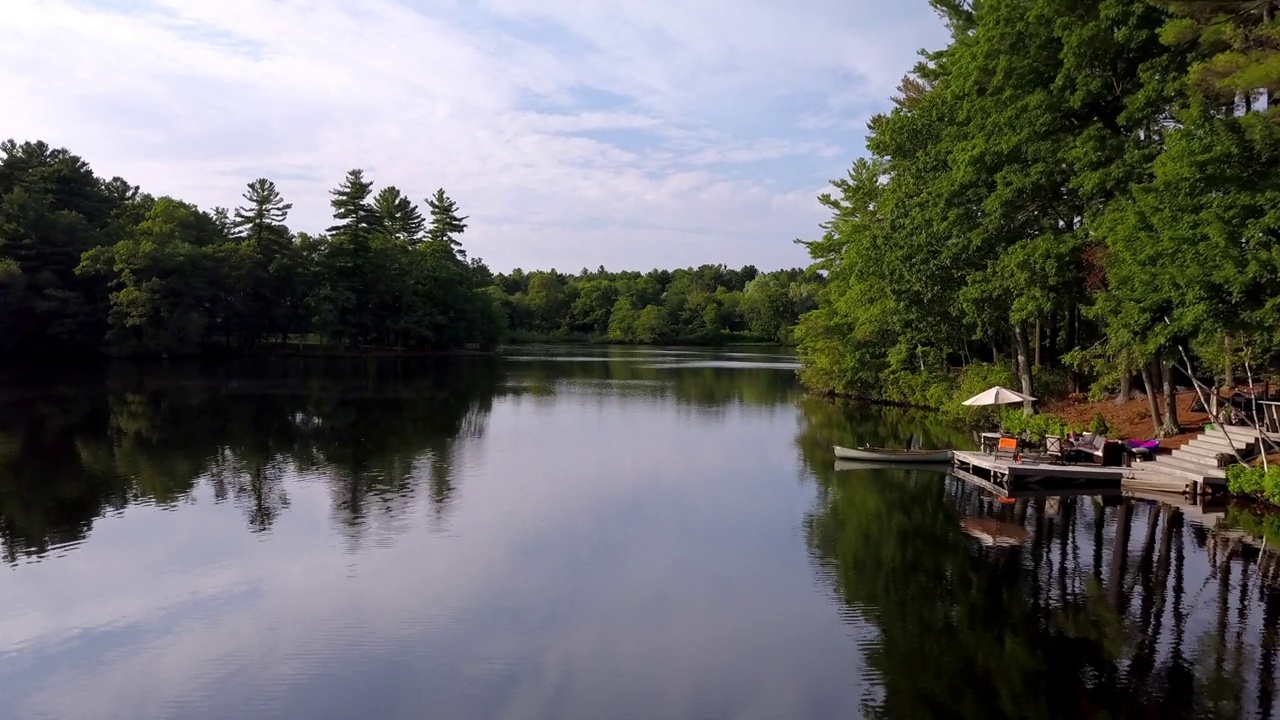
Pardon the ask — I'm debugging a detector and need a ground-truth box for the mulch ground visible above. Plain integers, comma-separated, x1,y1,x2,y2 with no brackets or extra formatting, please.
1042,390,1211,449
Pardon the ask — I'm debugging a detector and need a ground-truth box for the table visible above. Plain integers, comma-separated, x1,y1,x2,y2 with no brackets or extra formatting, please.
979,432,1003,454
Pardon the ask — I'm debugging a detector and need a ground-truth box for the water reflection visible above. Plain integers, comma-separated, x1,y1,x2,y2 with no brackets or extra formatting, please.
5,351,1280,719
0,347,806,565
0,357,504,562
797,399,1280,718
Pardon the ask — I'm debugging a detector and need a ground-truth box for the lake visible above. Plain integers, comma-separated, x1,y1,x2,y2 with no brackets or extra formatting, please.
1,346,1278,719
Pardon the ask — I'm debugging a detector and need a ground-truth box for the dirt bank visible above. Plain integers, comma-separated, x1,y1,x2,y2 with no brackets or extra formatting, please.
1042,390,1210,448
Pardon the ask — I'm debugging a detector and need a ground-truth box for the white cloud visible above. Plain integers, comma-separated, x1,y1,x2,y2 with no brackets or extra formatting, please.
0,0,947,271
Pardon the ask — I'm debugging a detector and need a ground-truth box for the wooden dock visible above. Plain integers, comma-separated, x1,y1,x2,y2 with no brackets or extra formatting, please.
952,450,1124,497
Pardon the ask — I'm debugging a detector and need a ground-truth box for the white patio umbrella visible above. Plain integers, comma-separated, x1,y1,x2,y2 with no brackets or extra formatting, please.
961,386,1036,407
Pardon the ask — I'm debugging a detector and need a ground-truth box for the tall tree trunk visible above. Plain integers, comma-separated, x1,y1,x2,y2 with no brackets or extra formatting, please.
1013,324,1035,415
1034,319,1042,367
1067,305,1082,393
1141,362,1162,437
1117,360,1132,405
1161,354,1181,437
1224,335,1234,394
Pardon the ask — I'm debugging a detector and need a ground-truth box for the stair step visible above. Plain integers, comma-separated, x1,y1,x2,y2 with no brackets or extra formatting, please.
1182,438,1233,453
1192,434,1246,450
1200,430,1261,449
1181,438,1246,454
1148,455,1227,480
1172,446,1231,464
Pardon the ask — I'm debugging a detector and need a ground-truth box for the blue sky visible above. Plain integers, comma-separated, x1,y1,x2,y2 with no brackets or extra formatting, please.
3,0,949,272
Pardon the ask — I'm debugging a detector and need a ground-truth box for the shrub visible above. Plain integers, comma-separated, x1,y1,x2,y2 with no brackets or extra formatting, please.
1227,464,1280,505
998,410,1079,442
1089,412,1110,437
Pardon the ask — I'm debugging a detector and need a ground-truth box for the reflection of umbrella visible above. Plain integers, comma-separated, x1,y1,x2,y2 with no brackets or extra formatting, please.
960,517,1031,547
961,386,1036,406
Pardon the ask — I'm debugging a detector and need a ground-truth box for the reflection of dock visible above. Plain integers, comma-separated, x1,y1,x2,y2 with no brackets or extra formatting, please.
1123,488,1227,524
951,450,1124,497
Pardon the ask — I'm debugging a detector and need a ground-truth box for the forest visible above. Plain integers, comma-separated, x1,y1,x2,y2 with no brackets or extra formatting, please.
0,140,818,357
490,265,821,344
0,140,501,357
797,0,1280,435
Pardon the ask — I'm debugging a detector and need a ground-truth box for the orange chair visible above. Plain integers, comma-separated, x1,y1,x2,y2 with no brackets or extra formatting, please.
995,436,1019,462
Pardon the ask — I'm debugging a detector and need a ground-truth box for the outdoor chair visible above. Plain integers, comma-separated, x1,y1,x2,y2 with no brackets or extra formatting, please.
1043,435,1068,465
994,436,1020,463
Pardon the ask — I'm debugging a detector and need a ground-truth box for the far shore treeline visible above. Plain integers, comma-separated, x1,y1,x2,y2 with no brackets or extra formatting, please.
0,140,819,359
797,0,1280,435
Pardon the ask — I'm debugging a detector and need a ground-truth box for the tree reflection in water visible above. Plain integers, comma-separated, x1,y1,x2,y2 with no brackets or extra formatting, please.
0,356,504,562
0,346,800,563
798,398,1280,719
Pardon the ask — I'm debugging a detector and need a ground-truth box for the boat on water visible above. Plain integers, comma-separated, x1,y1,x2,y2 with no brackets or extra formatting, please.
833,445,954,463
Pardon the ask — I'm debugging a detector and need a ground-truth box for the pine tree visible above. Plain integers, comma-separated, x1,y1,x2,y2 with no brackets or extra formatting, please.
327,170,379,245
425,188,468,257
318,170,381,346
230,178,294,345
373,186,425,245
233,179,292,251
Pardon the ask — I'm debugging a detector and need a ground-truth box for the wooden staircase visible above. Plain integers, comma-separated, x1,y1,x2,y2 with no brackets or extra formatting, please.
1131,426,1261,490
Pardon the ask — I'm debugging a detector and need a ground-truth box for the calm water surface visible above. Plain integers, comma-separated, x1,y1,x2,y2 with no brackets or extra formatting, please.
2,346,1280,719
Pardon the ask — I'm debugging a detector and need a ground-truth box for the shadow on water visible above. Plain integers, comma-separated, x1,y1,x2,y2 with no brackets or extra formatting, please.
797,399,1280,719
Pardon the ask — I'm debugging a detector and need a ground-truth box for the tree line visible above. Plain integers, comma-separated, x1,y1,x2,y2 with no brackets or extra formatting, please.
797,0,1280,436
490,265,822,344
0,139,500,357
0,139,817,357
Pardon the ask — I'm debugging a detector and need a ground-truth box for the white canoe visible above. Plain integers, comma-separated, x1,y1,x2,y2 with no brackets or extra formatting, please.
833,445,954,463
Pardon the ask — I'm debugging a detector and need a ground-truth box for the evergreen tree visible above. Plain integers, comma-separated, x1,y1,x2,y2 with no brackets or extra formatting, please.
426,188,468,257
232,178,294,345
328,170,379,243
233,179,292,250
373,186,425,245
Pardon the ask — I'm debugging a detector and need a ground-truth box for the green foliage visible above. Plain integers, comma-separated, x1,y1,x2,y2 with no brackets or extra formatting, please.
1226,463,1280,505
1,141,500,357
425,188,468,256
1156,1,1280,109
1089,412,1110,436
795,0,1280,418
494,265,818,346
998,410,1080,442
76,197,224,356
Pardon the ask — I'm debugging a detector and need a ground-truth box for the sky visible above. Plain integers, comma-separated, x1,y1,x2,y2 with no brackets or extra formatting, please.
2,0,949,273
